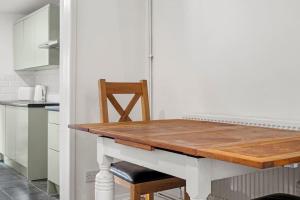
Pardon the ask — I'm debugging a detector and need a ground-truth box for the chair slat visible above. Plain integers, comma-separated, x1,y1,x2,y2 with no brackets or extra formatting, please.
106,82,143,94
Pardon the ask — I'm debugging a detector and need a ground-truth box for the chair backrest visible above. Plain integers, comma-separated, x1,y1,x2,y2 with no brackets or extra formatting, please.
98,79,150,123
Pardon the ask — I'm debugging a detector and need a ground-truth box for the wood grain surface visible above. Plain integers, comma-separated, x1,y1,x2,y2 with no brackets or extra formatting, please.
69,119,300,169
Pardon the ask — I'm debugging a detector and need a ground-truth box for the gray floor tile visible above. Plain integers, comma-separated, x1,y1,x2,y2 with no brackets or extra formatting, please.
0,190,12,200
4,185,40,198
0,163,9,170
10,192,51,200
0,174,26,183
0,180,35,190
0,169,20,176
49,195,59,200
31,180,47,193
0,162,59,200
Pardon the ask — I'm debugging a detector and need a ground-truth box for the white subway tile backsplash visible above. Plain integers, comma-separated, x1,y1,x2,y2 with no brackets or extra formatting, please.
0,81,9,87
0,87,12,94
34,68,59,101
0,68,59,101
0,73,35,100
0,94,13,101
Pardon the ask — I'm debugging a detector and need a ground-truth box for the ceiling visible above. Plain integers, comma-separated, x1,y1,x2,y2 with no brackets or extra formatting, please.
0,0,59,15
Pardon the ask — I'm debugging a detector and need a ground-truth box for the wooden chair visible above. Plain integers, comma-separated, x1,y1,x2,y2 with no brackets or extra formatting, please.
98,79,189,200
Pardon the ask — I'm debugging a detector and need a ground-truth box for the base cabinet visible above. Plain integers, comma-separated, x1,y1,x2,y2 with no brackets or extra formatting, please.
15,107,29,167
5,106,17,160
0,105,5,156
48,149,59,185
47,110,60,195
4,106,48,180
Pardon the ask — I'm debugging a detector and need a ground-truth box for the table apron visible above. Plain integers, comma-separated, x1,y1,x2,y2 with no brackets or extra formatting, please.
98,137,259,181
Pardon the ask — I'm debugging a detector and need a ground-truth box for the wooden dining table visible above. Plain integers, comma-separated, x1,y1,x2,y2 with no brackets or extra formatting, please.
69,119,300,200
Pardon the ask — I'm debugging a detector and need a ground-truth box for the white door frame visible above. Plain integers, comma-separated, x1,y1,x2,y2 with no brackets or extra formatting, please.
60,0,77,199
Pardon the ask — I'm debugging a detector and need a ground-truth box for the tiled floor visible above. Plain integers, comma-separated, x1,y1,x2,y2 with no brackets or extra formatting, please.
0,162,59,200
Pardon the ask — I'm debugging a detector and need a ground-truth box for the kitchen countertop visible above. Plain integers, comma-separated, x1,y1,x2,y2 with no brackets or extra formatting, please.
0,100,59,108
45,106,60,112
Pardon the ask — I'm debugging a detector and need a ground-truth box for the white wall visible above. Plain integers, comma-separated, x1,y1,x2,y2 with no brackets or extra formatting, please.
151,1,300,199
152,0,300,122
75,0,146,199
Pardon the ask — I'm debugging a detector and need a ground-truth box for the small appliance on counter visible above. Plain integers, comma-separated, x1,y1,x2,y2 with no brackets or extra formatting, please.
18,87,34,101
34,85,47,102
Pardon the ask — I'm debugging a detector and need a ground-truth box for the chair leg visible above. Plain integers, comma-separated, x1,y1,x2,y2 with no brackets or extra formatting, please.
130,186,141,200
184,187,190,200
145,193,154,200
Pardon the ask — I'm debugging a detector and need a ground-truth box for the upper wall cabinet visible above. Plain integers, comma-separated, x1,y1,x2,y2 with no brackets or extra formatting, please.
14,4,59,71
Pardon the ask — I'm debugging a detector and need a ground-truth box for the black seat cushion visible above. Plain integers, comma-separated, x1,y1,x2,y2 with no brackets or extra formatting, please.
253,194,300,200
110,161,172,184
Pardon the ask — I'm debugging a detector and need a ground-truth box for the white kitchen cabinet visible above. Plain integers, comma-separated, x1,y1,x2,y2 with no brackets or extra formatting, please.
4,106,48,180
15,107,28,167
13,4,59,70
48,124,59,151
6,106,28,163
48,111,59,124
5,106,16,160
23,16,36,69
13,21,24,70
47,110,60,194
0,105,5,156
48,149,59,185
35,6,51,67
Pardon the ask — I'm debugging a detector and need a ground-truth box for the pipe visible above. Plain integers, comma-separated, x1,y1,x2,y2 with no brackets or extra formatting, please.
147,0,154,117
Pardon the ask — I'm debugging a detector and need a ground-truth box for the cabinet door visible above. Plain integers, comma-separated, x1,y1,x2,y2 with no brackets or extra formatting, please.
48,124,59,151
0,105,5,155
48,149,59,185
35,7,49,67
23,16,36,68
48,111,59,125
13,22,24,70
5,106,16,160
15,107,28,167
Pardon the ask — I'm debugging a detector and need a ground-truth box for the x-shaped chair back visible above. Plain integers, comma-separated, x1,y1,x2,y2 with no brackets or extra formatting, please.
98,79,150,123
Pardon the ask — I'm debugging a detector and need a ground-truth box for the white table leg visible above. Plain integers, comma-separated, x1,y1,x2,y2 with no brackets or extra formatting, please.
96,137,114,200
185,158,212,200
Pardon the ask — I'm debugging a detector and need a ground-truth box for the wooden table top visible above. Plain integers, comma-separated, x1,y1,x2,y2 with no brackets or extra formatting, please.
69,119,300,169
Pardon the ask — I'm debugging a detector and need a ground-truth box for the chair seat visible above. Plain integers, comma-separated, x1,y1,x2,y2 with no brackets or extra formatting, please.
110,161,173,184
253,194,300,200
